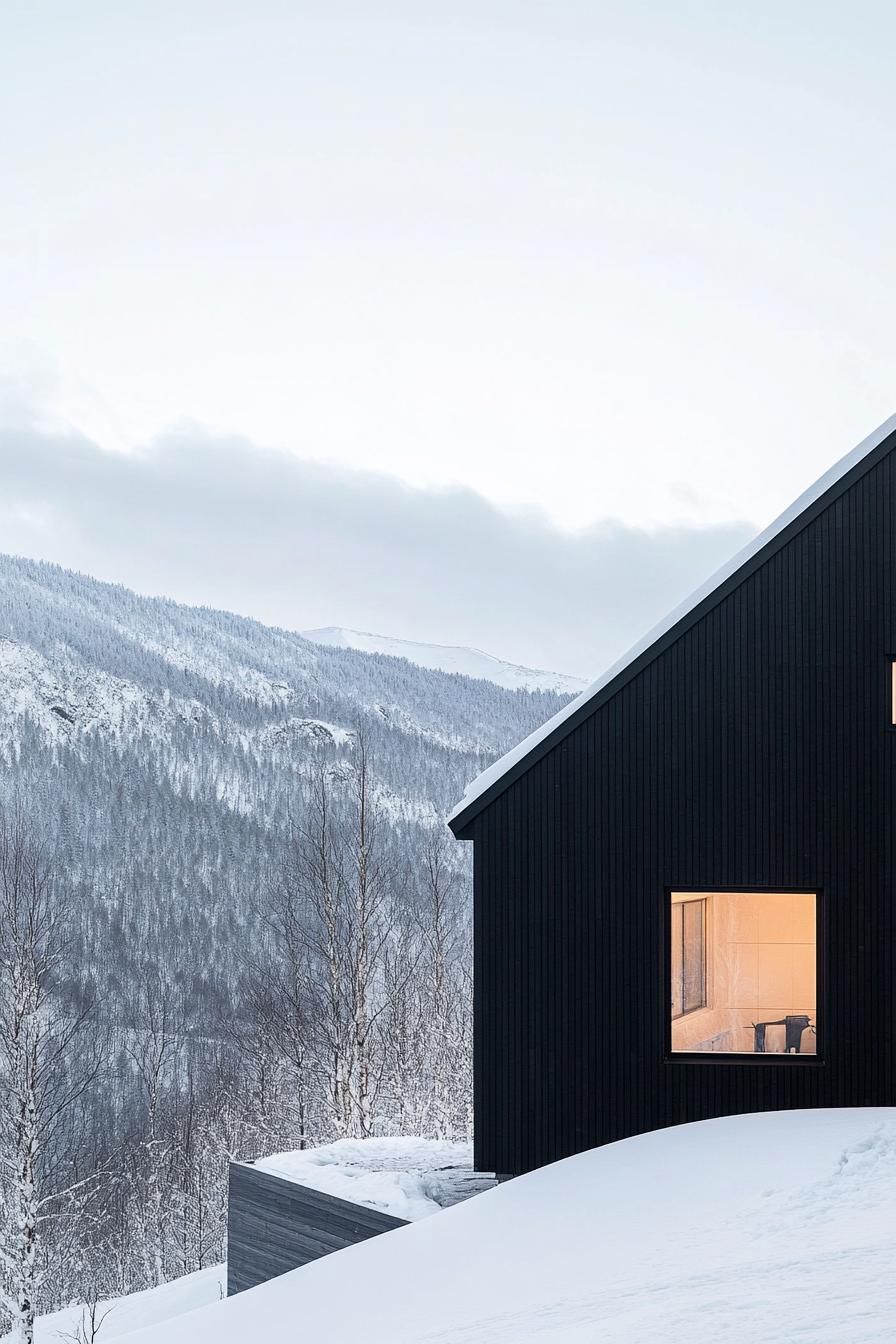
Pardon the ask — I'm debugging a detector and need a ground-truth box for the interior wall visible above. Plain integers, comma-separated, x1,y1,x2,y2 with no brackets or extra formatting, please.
671,891,816,1053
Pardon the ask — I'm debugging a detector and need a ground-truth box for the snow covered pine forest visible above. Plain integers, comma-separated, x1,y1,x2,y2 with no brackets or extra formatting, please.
0,553,573,1337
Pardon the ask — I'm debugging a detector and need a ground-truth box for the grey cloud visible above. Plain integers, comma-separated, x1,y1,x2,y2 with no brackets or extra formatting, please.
0,425,755,679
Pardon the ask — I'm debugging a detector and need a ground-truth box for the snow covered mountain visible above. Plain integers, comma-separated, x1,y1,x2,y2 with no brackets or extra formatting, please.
0,552,571,992
302,627,587,695
0,555,570,784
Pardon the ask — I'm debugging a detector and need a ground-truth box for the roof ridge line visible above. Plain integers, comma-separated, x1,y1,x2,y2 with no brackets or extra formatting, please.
448,413,896,832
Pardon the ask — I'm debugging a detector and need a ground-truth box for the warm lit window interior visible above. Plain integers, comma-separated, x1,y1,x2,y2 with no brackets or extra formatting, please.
670,891,817,1055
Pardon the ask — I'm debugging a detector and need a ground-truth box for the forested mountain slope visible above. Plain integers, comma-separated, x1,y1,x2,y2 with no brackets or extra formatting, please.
0,553,572,1318
0,552,569,995
0,553,567,823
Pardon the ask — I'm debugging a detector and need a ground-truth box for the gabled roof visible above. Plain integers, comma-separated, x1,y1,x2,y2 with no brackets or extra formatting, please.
448,414,896,836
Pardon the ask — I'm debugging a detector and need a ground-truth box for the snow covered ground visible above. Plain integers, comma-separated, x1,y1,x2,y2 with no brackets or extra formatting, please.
0,1265,224,1343
302,627,587,694
125,1108,896,1344
252,1136,493,1221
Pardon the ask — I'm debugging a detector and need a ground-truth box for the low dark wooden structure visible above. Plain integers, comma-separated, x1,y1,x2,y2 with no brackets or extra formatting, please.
449,416,896,1177
226,1162,407,1295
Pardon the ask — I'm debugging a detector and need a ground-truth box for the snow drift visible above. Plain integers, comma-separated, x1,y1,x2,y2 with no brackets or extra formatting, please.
0,1266,225,1343
127,1108,896,1343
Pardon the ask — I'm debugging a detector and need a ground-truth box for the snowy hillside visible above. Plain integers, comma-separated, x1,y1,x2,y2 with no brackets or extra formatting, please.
0,551,573,1307
302,627,587,694
0,1267,225,1343
0,552,572,1004
129,1109,896,1344
0,553,570,844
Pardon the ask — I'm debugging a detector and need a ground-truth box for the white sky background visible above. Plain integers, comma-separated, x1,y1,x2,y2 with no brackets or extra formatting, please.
1,2,894,675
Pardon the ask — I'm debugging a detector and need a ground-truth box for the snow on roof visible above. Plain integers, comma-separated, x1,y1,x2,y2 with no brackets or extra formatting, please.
249,1136,494,1223
449,414,896,829
125,1107,896,1344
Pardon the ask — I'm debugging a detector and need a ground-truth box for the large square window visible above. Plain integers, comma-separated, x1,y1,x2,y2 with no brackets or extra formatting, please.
669,891,818,1056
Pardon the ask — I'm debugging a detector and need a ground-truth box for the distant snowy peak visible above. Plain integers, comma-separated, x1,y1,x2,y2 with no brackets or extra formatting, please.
301,628,586,695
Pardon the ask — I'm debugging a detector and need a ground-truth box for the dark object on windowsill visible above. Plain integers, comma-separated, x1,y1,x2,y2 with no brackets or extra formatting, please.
752,1015,813,1054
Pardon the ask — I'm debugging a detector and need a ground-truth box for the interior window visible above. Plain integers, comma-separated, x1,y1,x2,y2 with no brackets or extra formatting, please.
670,891,817,1056
671,899,705,1018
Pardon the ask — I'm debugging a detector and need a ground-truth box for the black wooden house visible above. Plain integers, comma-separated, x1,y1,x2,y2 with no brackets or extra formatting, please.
449,416,896,1177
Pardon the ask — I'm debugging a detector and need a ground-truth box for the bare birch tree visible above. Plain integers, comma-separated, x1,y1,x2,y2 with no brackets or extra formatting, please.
245,863,316,1149
124,968,186,1286
251,736,399,1142
382,831,468,1137
420,832,469,1138
0,810,103,1344
344,735,389,1139
278,771,353,1138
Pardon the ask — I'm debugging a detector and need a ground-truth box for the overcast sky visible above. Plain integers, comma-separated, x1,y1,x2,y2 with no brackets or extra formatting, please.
0,422,752,678
2,2,894,674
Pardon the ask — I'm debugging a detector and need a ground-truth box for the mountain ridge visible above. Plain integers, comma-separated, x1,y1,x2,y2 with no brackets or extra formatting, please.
0,551,571,862
302,626,587,694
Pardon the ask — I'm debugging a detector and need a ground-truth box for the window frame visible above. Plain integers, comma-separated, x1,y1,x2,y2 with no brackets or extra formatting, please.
663,886,825,1067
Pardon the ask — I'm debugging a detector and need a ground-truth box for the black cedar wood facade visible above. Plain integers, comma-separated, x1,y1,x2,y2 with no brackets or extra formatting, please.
448,417,896,1177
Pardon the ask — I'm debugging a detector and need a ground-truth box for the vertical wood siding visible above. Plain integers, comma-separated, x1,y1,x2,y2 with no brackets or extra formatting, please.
472,450,896,1175
226,1164,407,1295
